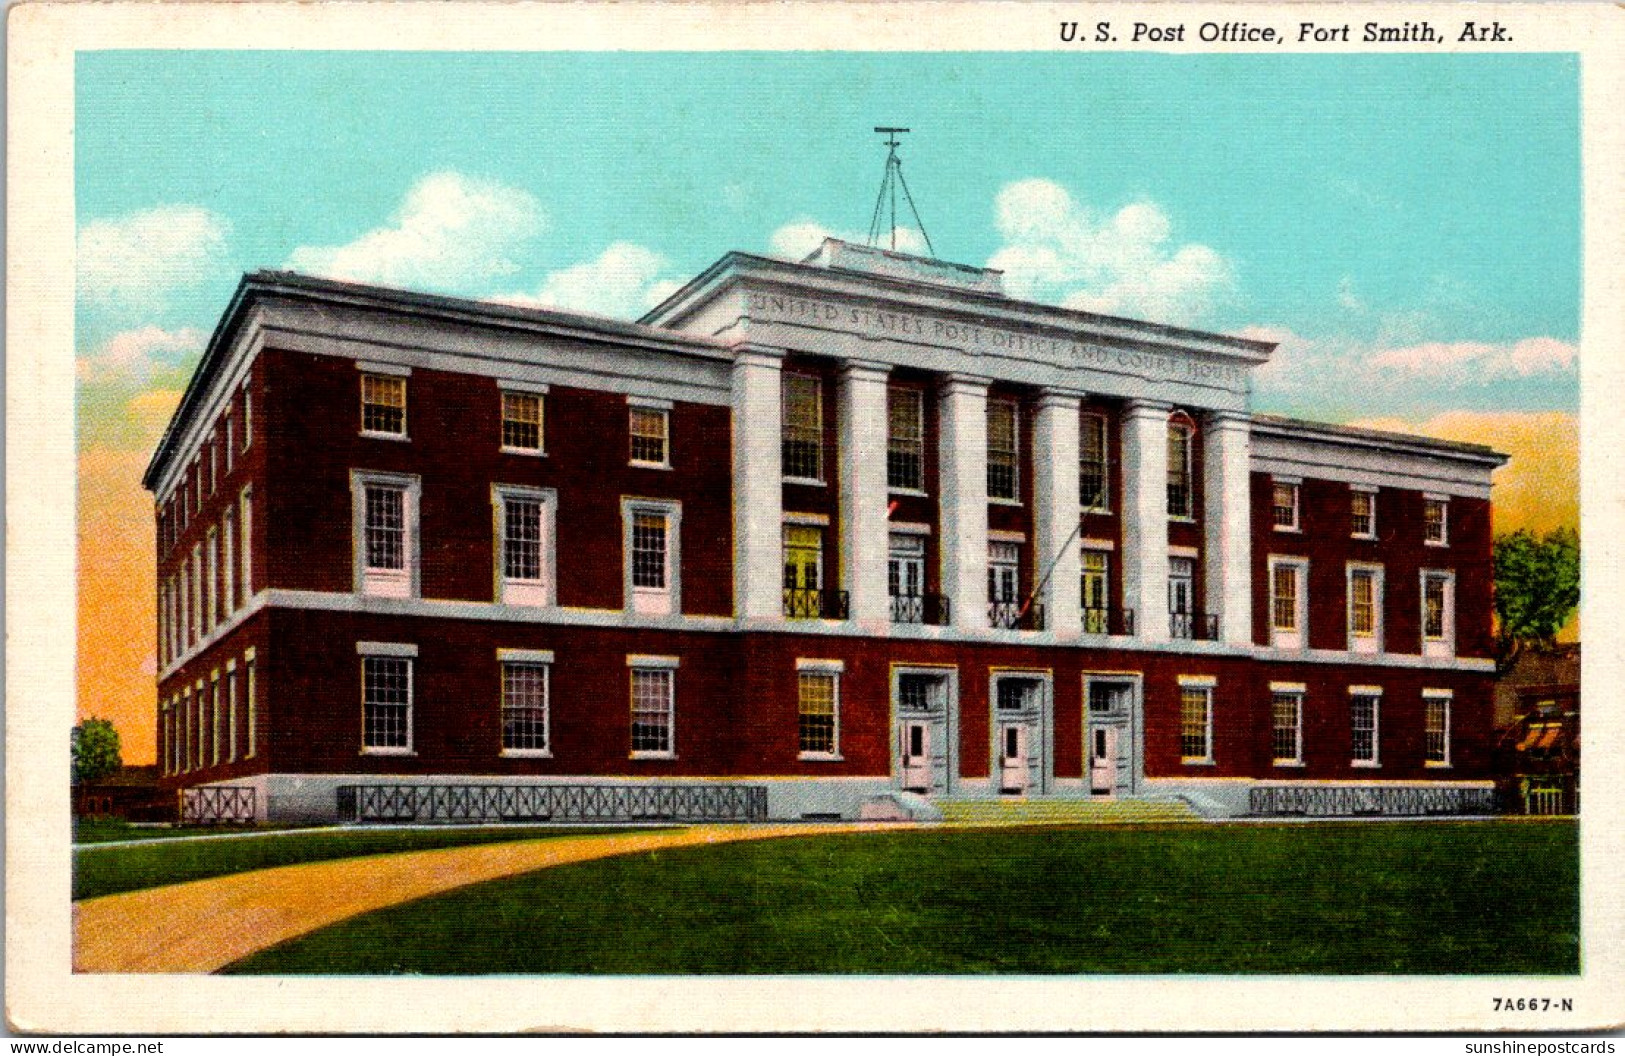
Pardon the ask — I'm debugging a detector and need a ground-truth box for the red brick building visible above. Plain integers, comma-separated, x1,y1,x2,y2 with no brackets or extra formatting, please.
144,239,1506,822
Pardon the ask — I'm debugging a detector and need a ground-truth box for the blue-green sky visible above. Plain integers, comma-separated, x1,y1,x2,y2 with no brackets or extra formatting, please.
76,49,1579,443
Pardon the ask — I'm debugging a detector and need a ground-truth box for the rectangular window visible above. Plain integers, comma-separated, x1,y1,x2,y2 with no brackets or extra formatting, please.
623,500,681,615
206,527,219,631
191,545,203,645
1180,682,1214,763
1081,549,1110,633
988,541,1020,603
501,660,551,755
629,406,670,467
226,663,238,763
782,524,825,618
208,438,218,495
1425,690,1452,766
797,670,840,758
630,666,675,757
361,653,413,753
1269,557,1306,648
365,485,406,570
1272,481,1299,530
361,374,407,436
781,374,823,481
242,380,252,451
1424,497,1449,545
1079,412,1110,511
1272,688,1304,765
1349,566,1379,643
986,398,1019,501
1422,571,1455,656
1351,488,1376,538
886,388,924,492
501,391,545,452
1167,421,1194,518
210,672,221,766
1350,690,1381,766
239,486,253,604
354,473,419,598
195,681,206,770
222,508,235,619
245,650,257,758
181,688,192,773
496,487,555,606
225,413,234,475
888,534,925,601
632,512,668,589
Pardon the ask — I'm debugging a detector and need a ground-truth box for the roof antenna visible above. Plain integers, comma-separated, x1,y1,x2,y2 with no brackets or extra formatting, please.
866,127,936,258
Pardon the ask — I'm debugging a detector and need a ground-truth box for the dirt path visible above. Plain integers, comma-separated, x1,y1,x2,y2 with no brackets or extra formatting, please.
74,823,903,973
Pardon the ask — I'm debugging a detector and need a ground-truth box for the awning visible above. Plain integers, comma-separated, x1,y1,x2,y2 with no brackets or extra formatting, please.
1516,724,1548,751
1537,725,1563,752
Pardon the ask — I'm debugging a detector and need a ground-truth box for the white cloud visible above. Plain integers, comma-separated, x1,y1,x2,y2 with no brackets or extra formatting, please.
77,206,229,312
986,178,1233,326
77,325,205,385
768,219,928,261
1369,336,1578,379
494,242,679,319
287,172,544,291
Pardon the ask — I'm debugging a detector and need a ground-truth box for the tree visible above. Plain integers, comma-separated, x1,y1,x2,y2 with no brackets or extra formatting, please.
1493,526,1580,675
71,718,122,785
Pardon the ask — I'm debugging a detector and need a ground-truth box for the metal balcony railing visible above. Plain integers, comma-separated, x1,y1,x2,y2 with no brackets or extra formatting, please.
1083,606,1135,636
783,587,850,620
1169,611,1220,641
989,601,1046,631
890,593,951,626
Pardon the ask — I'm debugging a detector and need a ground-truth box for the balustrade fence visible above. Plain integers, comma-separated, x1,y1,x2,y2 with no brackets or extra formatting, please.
180,786,258,824
783,588,850,620
1249,784,1496,817
336,783,770,824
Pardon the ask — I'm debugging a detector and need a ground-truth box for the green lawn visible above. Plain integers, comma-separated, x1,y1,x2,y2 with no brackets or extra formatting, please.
225,820,1579,975
73,819,314,844
74,826,648,901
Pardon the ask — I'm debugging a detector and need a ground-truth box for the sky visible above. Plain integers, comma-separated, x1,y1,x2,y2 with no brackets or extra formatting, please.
74,51,1581,762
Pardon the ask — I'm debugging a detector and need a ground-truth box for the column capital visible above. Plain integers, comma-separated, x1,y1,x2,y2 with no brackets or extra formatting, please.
1036,386,1087,411
840,359,893,383
1122,398,1173,420
1205,409,1253,430
940,373,992,396
732,345,787,369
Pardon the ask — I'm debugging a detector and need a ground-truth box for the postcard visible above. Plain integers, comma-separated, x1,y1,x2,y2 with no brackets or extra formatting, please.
7,0,1623,1035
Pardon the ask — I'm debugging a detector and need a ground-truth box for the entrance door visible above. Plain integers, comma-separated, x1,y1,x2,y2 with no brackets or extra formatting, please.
1000,724,1029,794
901,722,932,793
1089,726,1118,797
1086,678,1137,798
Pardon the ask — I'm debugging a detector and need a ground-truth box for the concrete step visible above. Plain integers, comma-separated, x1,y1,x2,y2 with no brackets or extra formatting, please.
936,797,1201,826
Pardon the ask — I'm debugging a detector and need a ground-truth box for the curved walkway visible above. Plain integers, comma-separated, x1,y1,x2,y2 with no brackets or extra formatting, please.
74,822,905,974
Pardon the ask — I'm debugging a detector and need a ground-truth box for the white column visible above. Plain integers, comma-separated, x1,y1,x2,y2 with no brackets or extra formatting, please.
938,374,991,631
1033,389,1084,638
1121,399,1171,642
1204,410,1253,646
839,361,892,630
731,347,785,621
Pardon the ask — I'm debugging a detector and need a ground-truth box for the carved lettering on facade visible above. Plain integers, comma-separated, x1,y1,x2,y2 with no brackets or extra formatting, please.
745,291,1247,390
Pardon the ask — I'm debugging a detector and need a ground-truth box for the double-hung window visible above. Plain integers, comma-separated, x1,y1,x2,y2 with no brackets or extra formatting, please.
499,650,553,756
241,379,252,452
781,374,823,482
359,642,416,754
245,647,258,758
1351,487,1377,539
1272,480,1299,531
226,659,238,763
352,471,421,598
1271,683,1304,766
1421,570,1455,657
986,398,1020,501
500,387,546,454
1347,563,1384,654
360,371,408,438
494,485,556,606
623,499,681,616
1268,556,1307,649
1424,689,1452,767
1179,676,1215,764
887,387,925,492
1350,687,1382,766
239,485,253,605
222,508,236,620
1424,496,1449,545
797,660,843,760
628,656,678,759
629,400,671,467
1080,412,1110,512
1167,419,1195,518
206,527,219,631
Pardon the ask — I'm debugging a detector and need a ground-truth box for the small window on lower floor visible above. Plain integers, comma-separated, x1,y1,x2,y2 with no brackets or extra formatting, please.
630,664,675,758
1424,690,1452,766
362,653,414,754
1350,690,1381,766
1271,688,1304,765
1180,681,1214,763
797,670,840,758
501,660,551,755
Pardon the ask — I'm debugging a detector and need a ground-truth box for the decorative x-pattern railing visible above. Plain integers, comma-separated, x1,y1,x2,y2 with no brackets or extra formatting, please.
336,783,770,824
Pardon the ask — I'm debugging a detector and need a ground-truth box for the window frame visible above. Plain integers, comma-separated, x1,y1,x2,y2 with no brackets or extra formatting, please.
351,470,422,599
358,642,417,756
628,399,672,469
1421,569,1456,658
492,484,558,607
499,649,555,758
1179,676,1216,764
205,525,219,632
1350,485,1377,540
1271,479,1300,532
988,540,1021,604
1423,495,1450,546
1346,562,1385,654
359,369,410,440
627,655,679,759
796,659,844,760
1079,411,1111,513
781,373,825,484
986,397,1021,503
245,647,257,758
1424,688,1453,767
1081,547,1111,634
1267,555,1308,650
222,507,236,620
1349,686,1383,768
499,384,548,456
239,485,253,606
1270,682,1305,767
241,378,253,452
621,498,682,616
226,659,238,764
886,386,926,494
1167,418,1196,520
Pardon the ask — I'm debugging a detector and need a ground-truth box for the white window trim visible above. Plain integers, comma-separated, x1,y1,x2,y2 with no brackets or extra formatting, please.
1079,410,1112,513
1420,569,1457,658
621,498,682,616
1270,683,1305,767
886,387,927,496
360,651,415,757
1349,685,1383,768
224,413,235,476
226,659,238,764
239,485,254,606
781,373,825,485
1423,494,1450,547
492,484,558,607
1350,484,1378,540
241,379,253,452
206,526,219,632
210,669,222,767
498,386,549,457
352,470,423,599
222,509,236,620
796,661,843,761
986,397,1022,505
500,648,556,664
1423,688,1454,768
628,656,678,760
1345,562,1385,655
1267,555,1309,650
1178,677,1215,765
499,655,553,759
1271,478,1301,533
359,371,411,442
1167,419,1196,522
628,402,673,470
244,647,258,759
782,511,831,527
